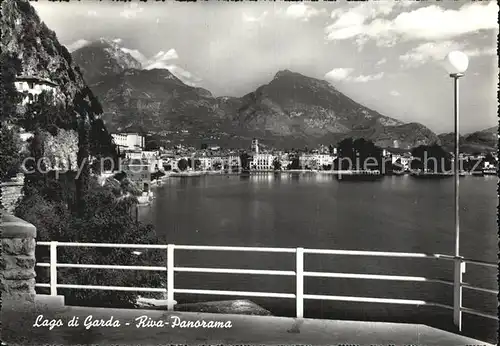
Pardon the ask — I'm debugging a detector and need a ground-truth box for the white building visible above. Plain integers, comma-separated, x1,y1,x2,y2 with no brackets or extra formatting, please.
14,76,59,105
198,157,213,171
300,153,334,169
251,138,259,155
251,153,274,171
391,154,412,171
123,159,151,192
124,151,162,172
223,155,241,171
112,133,145,151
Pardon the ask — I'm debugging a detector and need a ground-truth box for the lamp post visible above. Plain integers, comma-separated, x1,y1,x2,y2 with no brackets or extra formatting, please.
443,50,469,332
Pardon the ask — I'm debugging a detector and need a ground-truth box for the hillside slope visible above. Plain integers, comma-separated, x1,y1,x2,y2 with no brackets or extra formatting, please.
438,126,498,153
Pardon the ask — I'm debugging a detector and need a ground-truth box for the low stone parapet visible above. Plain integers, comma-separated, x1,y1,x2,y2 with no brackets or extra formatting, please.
0,213,37,310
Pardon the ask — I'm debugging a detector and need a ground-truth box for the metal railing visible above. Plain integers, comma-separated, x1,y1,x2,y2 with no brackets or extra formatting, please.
35,242,498,331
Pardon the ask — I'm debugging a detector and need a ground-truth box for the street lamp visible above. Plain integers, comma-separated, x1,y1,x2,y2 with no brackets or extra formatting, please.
443,50,469,332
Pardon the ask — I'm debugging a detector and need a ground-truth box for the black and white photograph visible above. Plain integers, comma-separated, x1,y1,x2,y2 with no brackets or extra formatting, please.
0,0,498,345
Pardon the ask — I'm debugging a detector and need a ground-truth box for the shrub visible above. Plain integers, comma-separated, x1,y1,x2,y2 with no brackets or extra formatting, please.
16,178,165,307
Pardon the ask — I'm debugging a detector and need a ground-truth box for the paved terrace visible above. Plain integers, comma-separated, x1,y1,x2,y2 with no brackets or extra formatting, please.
1,306,494,346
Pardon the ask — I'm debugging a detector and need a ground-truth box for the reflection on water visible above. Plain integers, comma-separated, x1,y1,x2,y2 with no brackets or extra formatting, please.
142,173,497,342
147,174,497,261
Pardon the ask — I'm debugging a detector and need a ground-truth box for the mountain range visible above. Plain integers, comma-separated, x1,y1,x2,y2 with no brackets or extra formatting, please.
71,38,495,151
438,126,498,154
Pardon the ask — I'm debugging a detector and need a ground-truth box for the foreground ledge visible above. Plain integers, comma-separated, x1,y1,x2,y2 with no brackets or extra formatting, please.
1,306,494,346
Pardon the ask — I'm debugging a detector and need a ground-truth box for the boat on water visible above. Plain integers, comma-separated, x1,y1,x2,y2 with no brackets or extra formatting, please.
410,171,454,179
334,170,383,181
470,170,485,176
483,169,497,175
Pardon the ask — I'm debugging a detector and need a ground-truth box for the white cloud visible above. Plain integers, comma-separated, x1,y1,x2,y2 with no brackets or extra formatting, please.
152,49,179,62
399,41,465,67
376,57,387,65
87,10,98,17
285,3,327,21
144,63,201,87
463,47,497,57
390,90,401,96
400,41,496,68
120,48,149,65
66,39,91,52
140,48,200,86
325,68,384,83
119,3,144,19
325,1,498,47
324,68,354,81
243,11,268,23
350,72,384,83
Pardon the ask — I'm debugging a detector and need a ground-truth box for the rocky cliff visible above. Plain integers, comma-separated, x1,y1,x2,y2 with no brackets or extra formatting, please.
1,0,115,161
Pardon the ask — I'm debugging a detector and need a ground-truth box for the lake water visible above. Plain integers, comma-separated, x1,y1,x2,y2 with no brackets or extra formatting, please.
140,173,498,342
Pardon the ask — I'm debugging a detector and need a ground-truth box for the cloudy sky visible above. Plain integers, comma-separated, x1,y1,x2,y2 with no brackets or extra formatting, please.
33,0,498,134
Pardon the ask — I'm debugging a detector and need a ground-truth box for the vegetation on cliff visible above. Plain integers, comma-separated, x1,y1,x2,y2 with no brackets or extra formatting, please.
0,0,164,307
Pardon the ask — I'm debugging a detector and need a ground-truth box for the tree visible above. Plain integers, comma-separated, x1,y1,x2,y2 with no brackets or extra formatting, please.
288,155,300,170
0,126,21,183
334,138,382,171
213,161,222,171
328,144,335,155
0,52,22,123
16,178,165,308
411,144,451,173
240,152,250,171
309,159,319,170
21,91,70,134
272,157,282,171
145,138,159,151
177,158,188,171
0,52,23,210
201,143,208,150
484,152,497,164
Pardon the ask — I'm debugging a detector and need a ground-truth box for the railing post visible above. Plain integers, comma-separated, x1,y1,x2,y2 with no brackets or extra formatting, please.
167,244,175,311
453,257,465,331
296,247,304,318
50,241,58,296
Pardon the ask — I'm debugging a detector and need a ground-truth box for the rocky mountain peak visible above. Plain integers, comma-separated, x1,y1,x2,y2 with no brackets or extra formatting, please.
273,69,297,79
71,37,142,84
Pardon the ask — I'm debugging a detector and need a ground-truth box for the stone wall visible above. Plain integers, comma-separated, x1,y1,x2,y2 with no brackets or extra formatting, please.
1,174,25,214
0,213,37,309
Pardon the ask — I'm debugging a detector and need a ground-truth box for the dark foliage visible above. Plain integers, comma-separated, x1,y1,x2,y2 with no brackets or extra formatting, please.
411,144,452,172
239,152,250,171
273,157,281,171
0,52,22,122
0,126,21,184
16,178,165,308
334,138,383,171
177,158,188,171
